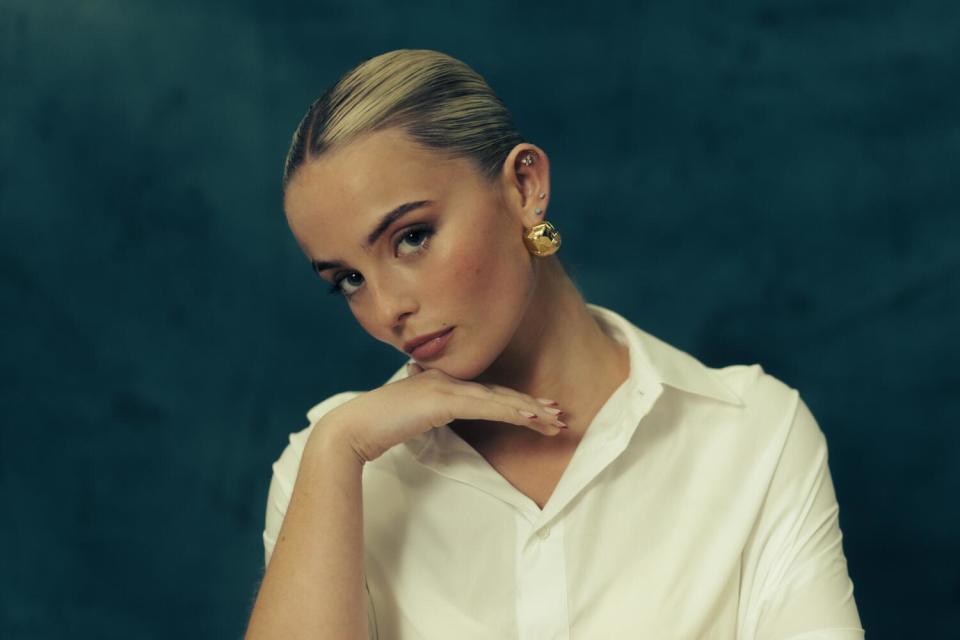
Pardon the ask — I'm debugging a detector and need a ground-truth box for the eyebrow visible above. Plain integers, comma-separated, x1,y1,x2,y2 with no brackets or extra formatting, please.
310,200,434,274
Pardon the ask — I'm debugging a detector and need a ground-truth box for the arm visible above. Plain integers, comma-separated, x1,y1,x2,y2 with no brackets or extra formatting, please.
740,392,865,640
245,421,372,640
246,366,557,638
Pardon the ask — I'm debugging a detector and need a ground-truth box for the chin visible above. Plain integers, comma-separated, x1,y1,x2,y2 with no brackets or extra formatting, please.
412,350,486,382
417,360,472,381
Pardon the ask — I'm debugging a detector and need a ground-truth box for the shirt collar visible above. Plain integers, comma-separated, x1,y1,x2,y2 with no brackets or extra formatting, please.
586,303,743,407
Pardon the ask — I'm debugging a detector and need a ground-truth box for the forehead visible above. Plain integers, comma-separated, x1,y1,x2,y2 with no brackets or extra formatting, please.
283,128,482,259
284,128,467,217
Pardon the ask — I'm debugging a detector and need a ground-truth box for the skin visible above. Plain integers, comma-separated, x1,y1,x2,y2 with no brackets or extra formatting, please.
282,126,630,456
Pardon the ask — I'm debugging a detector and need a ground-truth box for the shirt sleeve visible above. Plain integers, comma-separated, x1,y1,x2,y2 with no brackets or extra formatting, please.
739,391,865,640
261,393,379,640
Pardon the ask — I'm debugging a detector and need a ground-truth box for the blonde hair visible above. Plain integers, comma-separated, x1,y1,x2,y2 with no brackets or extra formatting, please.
282,49,526,192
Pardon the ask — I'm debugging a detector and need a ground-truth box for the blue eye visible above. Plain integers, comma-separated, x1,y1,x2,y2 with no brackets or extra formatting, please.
397,226,431,252
328,273,362,296
326,223,435,298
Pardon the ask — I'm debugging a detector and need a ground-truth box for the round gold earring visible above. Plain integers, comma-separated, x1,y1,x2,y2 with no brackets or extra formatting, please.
523,220,561,256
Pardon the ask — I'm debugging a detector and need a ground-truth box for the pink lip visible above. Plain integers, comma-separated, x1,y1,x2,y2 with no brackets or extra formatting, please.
409,327,454,360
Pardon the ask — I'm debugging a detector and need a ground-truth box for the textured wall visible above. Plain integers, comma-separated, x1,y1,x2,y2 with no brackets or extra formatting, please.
1,1,957,637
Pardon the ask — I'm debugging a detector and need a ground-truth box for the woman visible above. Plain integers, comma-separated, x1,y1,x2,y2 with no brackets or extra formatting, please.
245,49,864,639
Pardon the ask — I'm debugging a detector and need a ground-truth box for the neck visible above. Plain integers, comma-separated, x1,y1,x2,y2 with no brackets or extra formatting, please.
472,256,630,437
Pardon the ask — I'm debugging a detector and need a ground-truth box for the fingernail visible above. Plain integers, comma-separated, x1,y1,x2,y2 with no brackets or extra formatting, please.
543,407,562,415
519,410,537,418
537,397,558,406
554,420,567,428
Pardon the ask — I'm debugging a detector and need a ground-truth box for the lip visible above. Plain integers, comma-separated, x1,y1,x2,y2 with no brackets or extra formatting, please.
404,327,455,358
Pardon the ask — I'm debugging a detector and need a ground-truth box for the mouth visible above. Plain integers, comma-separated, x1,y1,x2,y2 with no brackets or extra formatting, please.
405,327,455,359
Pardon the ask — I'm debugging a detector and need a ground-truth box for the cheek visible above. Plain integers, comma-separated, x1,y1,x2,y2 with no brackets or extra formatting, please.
439,220,530,305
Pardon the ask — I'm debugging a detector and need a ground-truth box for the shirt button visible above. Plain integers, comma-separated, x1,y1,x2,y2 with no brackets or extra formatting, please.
538,527,551,539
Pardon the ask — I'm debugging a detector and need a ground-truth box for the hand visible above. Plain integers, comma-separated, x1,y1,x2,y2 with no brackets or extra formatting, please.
316,362,566,464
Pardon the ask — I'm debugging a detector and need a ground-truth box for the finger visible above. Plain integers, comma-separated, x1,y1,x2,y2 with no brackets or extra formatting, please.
447,388,567,435
484,382,559,407
458,382,566,427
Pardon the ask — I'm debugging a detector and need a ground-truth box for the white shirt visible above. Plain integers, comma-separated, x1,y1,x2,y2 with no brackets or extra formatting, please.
262,303,865,639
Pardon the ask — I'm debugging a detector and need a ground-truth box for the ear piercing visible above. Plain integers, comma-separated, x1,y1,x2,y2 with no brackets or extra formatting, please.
519,150,561,256
521,152,547,216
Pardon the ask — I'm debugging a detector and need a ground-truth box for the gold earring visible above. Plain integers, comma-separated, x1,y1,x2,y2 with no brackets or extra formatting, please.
523,220,561,256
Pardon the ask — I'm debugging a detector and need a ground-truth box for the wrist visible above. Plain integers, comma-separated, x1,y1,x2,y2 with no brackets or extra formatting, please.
306,417,368,467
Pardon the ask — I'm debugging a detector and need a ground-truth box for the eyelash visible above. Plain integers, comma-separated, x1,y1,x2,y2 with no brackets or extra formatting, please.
326,223,436,297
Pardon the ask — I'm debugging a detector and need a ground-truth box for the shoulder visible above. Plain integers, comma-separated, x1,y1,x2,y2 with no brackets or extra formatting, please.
711,362,800,413
713,362,831,467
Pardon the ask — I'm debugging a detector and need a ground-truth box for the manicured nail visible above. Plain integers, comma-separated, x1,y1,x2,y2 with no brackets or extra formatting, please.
554,420,567,428
537,397,558,406
543,407,562,415
519,410,537,418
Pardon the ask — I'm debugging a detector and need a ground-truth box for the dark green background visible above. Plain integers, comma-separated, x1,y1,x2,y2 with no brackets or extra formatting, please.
2,1,957,637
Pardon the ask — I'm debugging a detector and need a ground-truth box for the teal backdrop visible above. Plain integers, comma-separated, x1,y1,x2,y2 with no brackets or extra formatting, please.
2,1,958,637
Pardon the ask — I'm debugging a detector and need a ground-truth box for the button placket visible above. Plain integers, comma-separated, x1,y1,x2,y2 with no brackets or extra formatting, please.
517,519,569,639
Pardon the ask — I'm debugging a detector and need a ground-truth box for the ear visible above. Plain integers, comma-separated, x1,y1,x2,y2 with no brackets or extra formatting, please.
499,143,551,229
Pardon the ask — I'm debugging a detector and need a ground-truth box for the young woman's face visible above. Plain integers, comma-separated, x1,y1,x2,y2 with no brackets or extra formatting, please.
283,126,539,379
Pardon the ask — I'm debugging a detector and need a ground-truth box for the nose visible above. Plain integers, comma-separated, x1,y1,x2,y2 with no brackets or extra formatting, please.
370,279,418,332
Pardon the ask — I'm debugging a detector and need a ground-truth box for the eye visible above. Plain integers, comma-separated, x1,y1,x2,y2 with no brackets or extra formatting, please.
328,272,363,296
396,225,434,256
326,223,435,298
